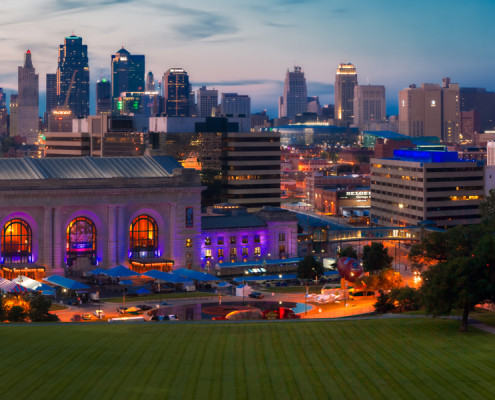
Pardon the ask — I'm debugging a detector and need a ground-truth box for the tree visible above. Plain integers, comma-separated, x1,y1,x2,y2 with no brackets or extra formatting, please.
7,306,26,322
362,242,393,273
390,287,422,312
336,164,353,175
338,246,358,259
297,255,324,281
356,268,402,291
480,188,495,221
29,294,59,322
420,225,495,331
0,295,5,322
373,290,395,313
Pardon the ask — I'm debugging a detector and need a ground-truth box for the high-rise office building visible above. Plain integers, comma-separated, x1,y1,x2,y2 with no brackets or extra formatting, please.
399,78,460,142
46,73,58,116
353,85,386,128
9,95,19,136
111,48,145,100
371,150,483,228
221,93,251,117
18,50,39,144
57,34,90,118
335,63,358,127
197,86,218,117
145,71,155,91
163,68,190,117
0,88,7,136
279,66,307,121
96,79,112,115
460,88,495,132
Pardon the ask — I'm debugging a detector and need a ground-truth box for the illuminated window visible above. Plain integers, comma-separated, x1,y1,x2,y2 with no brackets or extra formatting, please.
254,247,261,256
218,248,224,258
205,249,212,258
218,237,224,245
279,244,286,258
230,248,237,257
242,248,248,256
129,215,157,259
230,236,236,245
205,237,211,246
67,217,97,260
254,234,261,243
2,218,32,264
186,238,192,248
242,236,248,244
279,233,286,241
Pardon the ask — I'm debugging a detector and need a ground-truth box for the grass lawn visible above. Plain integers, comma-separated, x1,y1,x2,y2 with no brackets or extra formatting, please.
103,291,218,303
471,308,495,327
1,318,495,399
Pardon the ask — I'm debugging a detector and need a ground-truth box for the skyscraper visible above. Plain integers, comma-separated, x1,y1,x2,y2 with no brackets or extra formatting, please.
221,93,251,117
399,78,460,142
145,71,155,92
163,68,190,117
111,48,145,100
279,66,307,121
18,50,39,144
46,73,57,115
0,88,8,136
335,63,358,126
96,79,112,115
353,85,386,128
57,34,90,118
197,86,218,117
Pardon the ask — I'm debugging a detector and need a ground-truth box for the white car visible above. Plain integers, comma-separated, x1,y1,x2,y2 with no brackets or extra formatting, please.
93,309,105,319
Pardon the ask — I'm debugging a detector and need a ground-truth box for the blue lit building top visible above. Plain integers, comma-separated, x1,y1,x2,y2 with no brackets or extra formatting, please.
392,149,460,163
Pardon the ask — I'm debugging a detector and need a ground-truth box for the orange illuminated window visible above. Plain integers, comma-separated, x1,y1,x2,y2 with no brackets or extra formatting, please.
2,218,32,263
129,215,158,258
67,217,96,257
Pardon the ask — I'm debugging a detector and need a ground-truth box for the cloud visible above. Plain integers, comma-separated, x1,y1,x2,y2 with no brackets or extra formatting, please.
308,81,334,95
174,13,237,41
192,79,281,87
53,0,136,11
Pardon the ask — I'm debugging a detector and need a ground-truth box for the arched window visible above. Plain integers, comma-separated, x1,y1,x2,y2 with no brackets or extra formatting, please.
66,217,96,258
1,219,32,263
129,215,158,259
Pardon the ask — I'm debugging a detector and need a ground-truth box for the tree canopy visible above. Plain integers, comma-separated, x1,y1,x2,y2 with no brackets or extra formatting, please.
297,255,324,281
420,224,495,331
362,242,393,273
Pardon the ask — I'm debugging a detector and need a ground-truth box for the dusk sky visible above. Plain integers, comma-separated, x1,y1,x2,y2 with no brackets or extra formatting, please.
1,0,494,117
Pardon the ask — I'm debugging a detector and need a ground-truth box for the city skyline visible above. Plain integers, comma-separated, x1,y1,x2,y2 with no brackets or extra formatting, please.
1,0,494,117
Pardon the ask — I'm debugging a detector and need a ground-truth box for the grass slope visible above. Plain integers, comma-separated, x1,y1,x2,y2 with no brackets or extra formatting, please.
1,318,495,400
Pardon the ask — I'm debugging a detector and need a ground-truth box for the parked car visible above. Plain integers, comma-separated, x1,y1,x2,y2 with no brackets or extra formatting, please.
93,309,105,319
81,313,92,320
248,291,264,299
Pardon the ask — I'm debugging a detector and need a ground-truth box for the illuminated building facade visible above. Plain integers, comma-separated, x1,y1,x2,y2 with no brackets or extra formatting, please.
0,88,7,136
163,68,190,117
57,35,90,118
399,78,461,143
45,73,58,116
335,63,358,127
371,150,484,228
96,79,112,115
18,50,39,145
279,66,307,121
201,204,298,272
111,48,145,107
0,156,202,278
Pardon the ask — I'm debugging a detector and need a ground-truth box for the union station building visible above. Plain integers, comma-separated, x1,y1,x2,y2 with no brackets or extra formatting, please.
0,156,203,279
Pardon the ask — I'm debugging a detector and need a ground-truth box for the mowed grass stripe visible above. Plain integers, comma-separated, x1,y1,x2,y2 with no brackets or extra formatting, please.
382,319,494,399
284,322,331,398
1,319,495,400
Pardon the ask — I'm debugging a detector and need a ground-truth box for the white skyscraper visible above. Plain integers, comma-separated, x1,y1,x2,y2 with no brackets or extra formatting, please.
335,63,358,127
279,66,307,121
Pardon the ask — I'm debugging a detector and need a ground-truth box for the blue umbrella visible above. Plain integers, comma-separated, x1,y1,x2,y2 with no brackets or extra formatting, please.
135,288,151,294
